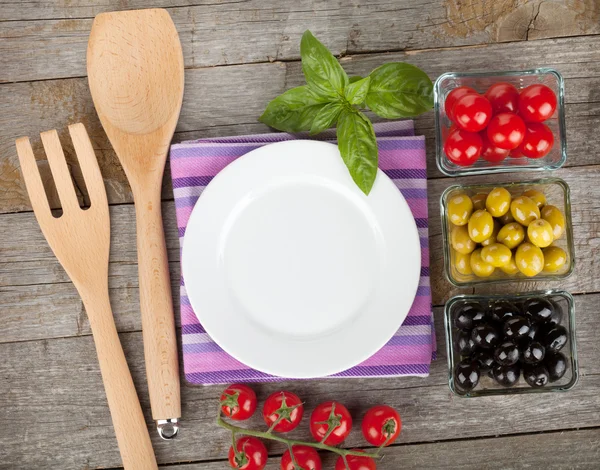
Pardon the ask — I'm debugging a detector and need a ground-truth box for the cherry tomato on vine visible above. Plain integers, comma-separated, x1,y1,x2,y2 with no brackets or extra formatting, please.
519,122,554,159
487,113,526,150
444,86,477,122
518,84,557,122
280,446,322,470
453,93,492,132
228,436,268,470
334,451,377,470
221,384,257,421
484,82,520,114
262,391,304,433
361,405,402,447
309,401,352,445
480,132,510,163
444,128,482,166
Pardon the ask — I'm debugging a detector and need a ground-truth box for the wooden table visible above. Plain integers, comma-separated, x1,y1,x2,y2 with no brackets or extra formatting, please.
2,1,600,468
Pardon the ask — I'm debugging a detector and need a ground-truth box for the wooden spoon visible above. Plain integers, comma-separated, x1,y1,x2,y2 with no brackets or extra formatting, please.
87,8,183,438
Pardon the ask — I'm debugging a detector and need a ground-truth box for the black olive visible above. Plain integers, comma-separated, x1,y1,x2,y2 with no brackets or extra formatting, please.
492,363,520,387
453,302,486,330
456,330,477,355
489,301,521,323
494,341,520,366
471,324,500,349
544,326,568,352
526,321,541,341
548,302,563,326
455,359,480,391
473,350,495,374
523,364,550,387
522,341,545,364
545,351,568,382
523,298,554,323
503,317,531,340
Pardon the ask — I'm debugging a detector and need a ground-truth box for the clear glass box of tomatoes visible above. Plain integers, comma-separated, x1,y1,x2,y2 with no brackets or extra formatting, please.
441,178,574,286
445,290,578,397
434,68,566,176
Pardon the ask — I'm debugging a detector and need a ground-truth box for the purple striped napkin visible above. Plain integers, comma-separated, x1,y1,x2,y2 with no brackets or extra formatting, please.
170,121,435,385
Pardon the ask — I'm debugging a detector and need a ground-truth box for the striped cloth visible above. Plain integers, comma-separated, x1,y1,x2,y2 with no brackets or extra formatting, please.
170,120,435,385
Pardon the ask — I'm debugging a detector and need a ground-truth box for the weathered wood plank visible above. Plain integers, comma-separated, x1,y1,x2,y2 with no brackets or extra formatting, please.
2,35,600,214
2,164,599,328
2,0,599,82
0,323,597,469
163,428,600,469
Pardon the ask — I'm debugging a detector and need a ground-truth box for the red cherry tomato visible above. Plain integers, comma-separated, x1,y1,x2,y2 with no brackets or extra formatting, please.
486,113,526,150
480,132,510,163
280,446,322,470
509,147,524,158
361,405,402,447
484,82,520,114
519,122,554,159
444,86,477,122
444,128,482,166
453,93,492,132
262,391,304,433
309,401,352,446
518,84,557,122
228,436,268,470
221,384,257,421
335,451,377,470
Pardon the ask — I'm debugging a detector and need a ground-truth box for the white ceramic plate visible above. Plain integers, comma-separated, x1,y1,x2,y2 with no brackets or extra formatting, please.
182,140,421,378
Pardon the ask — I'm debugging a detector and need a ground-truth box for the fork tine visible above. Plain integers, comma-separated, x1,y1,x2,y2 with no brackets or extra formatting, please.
15,137,53,224
40,129,80,213
68,123,108,208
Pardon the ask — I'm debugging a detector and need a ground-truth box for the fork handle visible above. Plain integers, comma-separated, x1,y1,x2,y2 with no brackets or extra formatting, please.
134,187,181,423
82,291,158,470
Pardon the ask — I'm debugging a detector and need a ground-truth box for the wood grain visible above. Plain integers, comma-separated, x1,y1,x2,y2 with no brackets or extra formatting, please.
2,35,600,214
161,427,600,469
0,318,598,469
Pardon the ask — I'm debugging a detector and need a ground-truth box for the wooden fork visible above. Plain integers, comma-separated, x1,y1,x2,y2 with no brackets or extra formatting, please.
16,124,158,470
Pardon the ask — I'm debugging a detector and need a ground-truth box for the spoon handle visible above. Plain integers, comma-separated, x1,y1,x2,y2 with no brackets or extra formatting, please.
134,187,181,426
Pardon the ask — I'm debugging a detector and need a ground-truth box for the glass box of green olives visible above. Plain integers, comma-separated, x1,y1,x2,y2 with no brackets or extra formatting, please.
441,178,574,286
445,290,578,397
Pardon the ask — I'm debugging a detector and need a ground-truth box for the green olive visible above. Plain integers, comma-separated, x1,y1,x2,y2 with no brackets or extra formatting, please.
471,193,488,211
497,222,525,249
481,220,501,247
468,210,494,243
500,256,520,275
515,242,544,277
527,219,555,248
543,246,568,273
523,189,546,208
454,250,473,276
447,193,474,226
541,205,566,239
510,196,540,227
485,187,511,217
481,243,512,267
451,225,476,254
470,248,495,277
498,211,515,225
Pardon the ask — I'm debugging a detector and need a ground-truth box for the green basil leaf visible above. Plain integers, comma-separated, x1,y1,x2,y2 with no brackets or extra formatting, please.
310,101,343,135
365,62,433,119
349,75,364,83
300,30,348,100
259,85,329,132
336,109,378,195
344,76,371,105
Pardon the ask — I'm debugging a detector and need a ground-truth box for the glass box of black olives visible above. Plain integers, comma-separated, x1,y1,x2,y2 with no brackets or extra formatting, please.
445,290,578,397
441,178,574,286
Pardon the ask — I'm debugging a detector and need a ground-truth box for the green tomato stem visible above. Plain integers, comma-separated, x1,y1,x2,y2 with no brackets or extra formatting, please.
217,412,379,460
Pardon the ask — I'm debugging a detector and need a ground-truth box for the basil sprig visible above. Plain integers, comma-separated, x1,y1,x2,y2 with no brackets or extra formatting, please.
260,30,433,195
